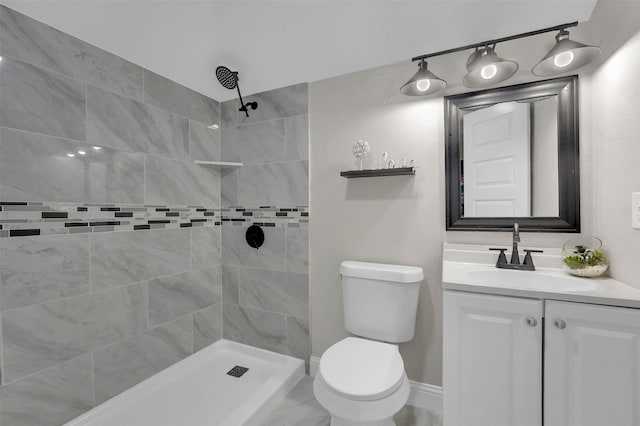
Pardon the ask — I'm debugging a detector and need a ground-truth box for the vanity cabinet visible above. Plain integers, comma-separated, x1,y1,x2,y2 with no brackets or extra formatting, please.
444,291,640,426
544,300,640,426
443,291,543,426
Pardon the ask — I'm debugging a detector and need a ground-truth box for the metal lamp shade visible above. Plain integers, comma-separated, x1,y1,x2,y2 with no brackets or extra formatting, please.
532,31,601,76
463,46,518,88
400,59,447,96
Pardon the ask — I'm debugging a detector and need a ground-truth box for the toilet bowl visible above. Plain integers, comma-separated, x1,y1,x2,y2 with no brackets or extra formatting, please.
313,337,410,426
313,261,423,426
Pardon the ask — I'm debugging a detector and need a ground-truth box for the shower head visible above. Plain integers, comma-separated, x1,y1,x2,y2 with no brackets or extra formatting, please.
215,66,238,90
215,65,258,118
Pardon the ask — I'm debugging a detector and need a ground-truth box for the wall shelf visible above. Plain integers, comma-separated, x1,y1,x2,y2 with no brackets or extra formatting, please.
195,160,243,168
340,167,415,178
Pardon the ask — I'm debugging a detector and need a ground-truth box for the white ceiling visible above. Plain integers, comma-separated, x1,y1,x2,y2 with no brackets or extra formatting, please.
2,0,598,101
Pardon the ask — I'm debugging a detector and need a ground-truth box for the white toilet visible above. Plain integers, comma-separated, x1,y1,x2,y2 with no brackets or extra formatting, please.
313,260,424,426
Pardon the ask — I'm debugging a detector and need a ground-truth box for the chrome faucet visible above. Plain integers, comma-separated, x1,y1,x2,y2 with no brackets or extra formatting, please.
489,223,543,271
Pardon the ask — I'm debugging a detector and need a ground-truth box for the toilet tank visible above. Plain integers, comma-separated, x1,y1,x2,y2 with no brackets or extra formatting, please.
340,261,423,343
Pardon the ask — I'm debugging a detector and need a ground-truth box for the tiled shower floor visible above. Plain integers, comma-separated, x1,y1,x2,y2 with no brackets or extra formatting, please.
258,376,444,426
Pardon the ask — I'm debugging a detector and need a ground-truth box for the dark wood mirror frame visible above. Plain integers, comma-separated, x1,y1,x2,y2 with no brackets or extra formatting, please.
445,75,580,232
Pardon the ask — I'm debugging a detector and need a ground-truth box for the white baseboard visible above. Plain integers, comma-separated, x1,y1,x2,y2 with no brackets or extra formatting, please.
407,380,443,413
309,355,442,413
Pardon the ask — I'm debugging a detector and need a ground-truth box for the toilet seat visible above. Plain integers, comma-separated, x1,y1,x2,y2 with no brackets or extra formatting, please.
318,337,405,401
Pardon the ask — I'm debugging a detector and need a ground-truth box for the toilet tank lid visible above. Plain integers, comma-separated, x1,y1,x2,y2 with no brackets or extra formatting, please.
340,261,424,283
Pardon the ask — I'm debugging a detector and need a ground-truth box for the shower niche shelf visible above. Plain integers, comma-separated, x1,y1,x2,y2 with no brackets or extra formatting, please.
195,160,243,168
340,167,415,178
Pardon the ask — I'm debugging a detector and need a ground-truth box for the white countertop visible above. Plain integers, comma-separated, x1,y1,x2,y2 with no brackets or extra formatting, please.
442,243,640,309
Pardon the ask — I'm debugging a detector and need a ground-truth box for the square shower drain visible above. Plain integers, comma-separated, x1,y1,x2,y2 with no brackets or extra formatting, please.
226,365,249,378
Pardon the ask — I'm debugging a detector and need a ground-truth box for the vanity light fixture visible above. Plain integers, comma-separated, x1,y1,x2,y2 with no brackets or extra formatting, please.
402,21,597,96
532,29,601,76
400,59,447,96
463,45,518,88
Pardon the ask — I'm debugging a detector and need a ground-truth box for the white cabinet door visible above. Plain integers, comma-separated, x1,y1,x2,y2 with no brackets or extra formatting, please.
443,291,543,426
545,301,640,426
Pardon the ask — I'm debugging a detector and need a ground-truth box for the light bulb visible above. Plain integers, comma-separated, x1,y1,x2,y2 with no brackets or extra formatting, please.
92,146,102,150
416,79,431,92
67,153,75,158
553,51,574,68
207,123,219,130
481,64,498,80
77,150,86,155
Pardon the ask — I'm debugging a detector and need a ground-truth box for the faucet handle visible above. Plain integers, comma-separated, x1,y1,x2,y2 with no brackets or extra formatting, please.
523,249,544,267
489,248,508,266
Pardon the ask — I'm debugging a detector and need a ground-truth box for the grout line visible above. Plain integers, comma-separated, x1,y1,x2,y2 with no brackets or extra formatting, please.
0,123,189,163
0,316,5,387
1,115,197,165
144,281,150,332
84,83,88,142
282,116,289,162
190,228,194,271
0,124,87,145
90,309,196,358
187,119,192,161
191,312,196,354
0,351,90,387
142,154,146,205
218,300,224,344
0,278,146,314
284,226,288,270
284,315,289,354
89,232,93,293
90,351,96,407
0,51,143,102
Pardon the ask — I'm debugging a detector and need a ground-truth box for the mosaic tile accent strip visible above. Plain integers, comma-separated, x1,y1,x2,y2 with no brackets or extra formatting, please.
0,202,309,238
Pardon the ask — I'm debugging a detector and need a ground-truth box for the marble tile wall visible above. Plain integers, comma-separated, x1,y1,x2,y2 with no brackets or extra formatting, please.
220,84,310,369
0,5,224,425
220,83,309,208
0,5,310,424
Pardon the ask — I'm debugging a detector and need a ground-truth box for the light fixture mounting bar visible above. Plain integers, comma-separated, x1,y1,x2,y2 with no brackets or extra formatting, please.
411,21,578,62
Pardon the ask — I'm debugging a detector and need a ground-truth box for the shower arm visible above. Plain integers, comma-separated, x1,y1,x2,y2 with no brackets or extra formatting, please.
235,84,250,117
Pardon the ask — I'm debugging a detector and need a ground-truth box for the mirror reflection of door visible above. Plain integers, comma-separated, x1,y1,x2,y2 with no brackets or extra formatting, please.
463,101,531,217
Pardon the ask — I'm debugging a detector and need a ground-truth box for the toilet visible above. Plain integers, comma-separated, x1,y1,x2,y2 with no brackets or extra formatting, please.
313,260,424,426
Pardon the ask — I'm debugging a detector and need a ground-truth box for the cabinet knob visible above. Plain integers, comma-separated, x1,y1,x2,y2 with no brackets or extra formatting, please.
525,316,538,327
554,319,567,329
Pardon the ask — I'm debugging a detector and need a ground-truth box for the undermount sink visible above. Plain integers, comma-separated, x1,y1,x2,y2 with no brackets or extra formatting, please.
468,268,599,292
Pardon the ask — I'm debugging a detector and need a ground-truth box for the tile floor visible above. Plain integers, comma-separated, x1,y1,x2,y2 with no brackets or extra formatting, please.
258,376,443,426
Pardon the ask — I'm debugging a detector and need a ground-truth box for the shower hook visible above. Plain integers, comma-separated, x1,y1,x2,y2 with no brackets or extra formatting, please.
215,66,258,117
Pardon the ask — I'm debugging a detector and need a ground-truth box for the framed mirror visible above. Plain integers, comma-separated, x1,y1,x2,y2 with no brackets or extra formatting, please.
445,75,580,232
